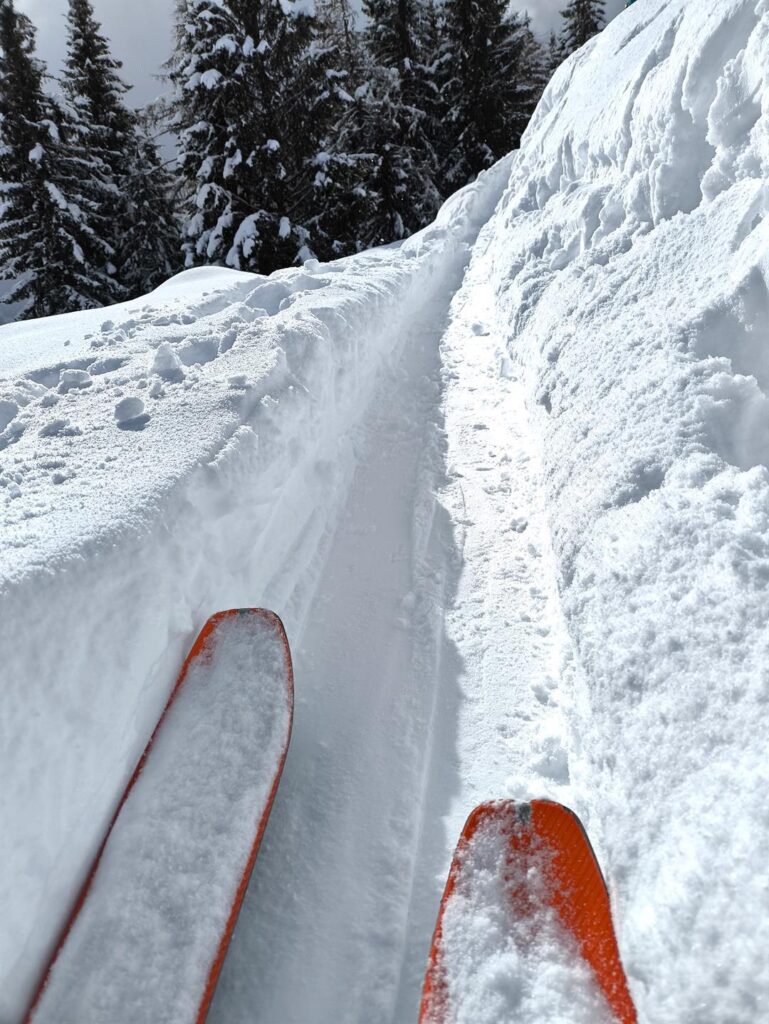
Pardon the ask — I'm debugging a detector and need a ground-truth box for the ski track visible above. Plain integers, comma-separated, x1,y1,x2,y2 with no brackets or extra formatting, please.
207,225,575,1022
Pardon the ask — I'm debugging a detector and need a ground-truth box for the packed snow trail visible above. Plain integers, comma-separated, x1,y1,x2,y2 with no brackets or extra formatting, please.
208,224,574,1023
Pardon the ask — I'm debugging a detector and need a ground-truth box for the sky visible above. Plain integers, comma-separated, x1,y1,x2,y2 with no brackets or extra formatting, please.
16,0,626,110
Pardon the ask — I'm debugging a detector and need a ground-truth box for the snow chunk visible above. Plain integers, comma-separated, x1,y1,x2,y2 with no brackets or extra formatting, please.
0,400,18,432
58,369,92,394
114,397,145,424
150,342,185,383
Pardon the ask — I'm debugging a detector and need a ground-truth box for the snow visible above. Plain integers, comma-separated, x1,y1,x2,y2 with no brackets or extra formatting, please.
30,610,292,1024
4,0,769,1021
473,1,769,1020
0,161,510,1022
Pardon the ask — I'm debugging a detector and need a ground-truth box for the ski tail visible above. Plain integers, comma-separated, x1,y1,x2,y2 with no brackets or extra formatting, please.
419,799,637,1024
26,609,294,1024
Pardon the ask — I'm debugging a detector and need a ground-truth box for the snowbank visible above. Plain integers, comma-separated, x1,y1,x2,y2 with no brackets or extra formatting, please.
475,1,769,1019
0,159,509,1022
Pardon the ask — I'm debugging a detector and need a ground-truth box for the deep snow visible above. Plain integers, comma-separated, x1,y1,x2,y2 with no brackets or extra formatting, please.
4,0,769,1021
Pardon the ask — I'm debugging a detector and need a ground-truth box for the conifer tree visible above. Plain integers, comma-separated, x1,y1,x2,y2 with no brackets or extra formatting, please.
121,127,181,297
61,0,136,288
0,0,118,317
548,30,564,76
440,0,544,189
169,0,251,268
170,0,332,274
559,0,605,57
307,0,372,257
343,0,441,245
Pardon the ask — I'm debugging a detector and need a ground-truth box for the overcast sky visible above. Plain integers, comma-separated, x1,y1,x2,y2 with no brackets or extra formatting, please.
16,0,626,109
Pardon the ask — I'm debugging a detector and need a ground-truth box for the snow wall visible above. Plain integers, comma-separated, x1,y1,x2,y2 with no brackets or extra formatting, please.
473,0,769,1020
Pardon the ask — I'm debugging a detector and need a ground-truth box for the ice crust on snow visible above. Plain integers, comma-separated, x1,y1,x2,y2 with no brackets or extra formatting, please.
31,613,291,1024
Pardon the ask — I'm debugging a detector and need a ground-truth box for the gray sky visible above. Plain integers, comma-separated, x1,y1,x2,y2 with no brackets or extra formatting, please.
16,0,626,110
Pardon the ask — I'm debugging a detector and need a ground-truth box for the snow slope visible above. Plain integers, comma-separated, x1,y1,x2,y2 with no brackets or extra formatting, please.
4,0,769,1021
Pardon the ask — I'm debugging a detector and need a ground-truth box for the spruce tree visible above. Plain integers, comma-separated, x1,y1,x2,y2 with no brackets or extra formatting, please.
560,0,605,57
170,0,332,274
0,0,118,317
440,0,544,189
168,0,250,268
340,0,441,246
308,0,373,257
61,0,135,290
548,30,564,76
121,126,181,297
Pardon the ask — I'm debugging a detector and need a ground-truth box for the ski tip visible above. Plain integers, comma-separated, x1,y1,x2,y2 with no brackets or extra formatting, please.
177,609,294,725
420,799,638,1024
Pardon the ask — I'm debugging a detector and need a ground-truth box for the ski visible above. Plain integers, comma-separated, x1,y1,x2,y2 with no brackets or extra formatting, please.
26,609,294,1024
419,800,637,1024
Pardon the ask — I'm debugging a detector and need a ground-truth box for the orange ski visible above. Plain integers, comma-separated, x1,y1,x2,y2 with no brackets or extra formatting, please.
26,609,294,1024
420,800,637,1024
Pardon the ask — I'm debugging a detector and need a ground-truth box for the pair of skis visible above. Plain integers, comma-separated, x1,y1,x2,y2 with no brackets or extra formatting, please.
25,610,637,1023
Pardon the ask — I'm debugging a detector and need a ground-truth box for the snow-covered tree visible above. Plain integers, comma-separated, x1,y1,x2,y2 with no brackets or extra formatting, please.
121,126,181,297
168,0,248,268
559,0,605,57
0,0,119,317
440,0,544,188
169,0,332,274
335,0,440,245
306,0,371,257
547,29,564,76
61,0,136,285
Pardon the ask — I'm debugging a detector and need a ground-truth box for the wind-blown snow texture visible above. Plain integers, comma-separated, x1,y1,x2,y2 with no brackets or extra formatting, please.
3,1,769,1021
